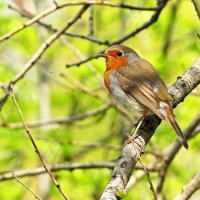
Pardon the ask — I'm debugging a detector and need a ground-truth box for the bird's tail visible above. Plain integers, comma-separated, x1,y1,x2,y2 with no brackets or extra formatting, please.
167,113,189,149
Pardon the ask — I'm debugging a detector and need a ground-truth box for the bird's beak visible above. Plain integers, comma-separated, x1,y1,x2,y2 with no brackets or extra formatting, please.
98,53,108,58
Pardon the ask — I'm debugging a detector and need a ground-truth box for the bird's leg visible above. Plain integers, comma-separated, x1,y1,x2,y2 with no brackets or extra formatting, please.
134,115,146,128
123,114,146,147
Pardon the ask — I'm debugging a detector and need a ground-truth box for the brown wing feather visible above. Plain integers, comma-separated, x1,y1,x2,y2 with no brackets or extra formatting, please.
115,58,171,119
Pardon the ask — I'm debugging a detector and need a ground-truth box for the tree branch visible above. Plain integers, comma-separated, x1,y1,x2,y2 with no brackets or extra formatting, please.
0,161,159,182
10,85,69,200
174,171,200,200
156,113,200,195
0,5,89,110
192,0,200,20
12,172,42,200
66,0,168,68
0,1,160,43
1,104,110,129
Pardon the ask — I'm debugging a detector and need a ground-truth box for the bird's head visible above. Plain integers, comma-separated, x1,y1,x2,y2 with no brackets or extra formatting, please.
99,44,140,70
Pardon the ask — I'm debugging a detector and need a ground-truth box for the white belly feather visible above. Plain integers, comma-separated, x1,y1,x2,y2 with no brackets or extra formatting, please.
109,72,144,113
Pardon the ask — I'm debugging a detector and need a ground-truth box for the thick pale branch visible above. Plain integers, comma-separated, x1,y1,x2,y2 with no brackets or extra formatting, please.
175,171,200,200
100,58,200,200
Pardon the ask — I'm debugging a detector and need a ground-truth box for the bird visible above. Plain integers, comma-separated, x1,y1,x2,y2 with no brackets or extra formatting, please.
99,44,188,149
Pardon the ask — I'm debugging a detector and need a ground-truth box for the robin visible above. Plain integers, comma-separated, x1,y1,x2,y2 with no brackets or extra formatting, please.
99,44,188,149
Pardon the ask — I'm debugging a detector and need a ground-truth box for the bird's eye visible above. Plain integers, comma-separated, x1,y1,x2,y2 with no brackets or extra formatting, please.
117,51,123,57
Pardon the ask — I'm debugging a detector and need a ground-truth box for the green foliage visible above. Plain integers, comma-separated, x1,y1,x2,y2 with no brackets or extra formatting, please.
0,0,199,199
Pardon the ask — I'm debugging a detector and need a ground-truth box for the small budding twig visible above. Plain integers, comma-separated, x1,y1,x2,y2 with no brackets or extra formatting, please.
88,5,94,37
12,172,42,200
127,134,158,200
10,84,69,200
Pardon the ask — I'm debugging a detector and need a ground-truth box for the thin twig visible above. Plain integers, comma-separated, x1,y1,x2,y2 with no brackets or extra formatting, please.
10,85,69,200
2,104,110,129
156,113,200,195
37,137,121,151
0,162,116,182
0,5,89,110
66,0,168,68
0,1,160,43
88,5,94,37
9,4,111,46
12,172,42,200
127,134,158,200
60,38,104,85
0,161,158,182
9,5,89,85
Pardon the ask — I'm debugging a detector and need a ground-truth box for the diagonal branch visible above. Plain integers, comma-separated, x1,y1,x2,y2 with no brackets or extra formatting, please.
10,85,69,200
12,172,42,200
0,5,89,110
0,1,161,43
174,171,200,200
9,5,89,85
100,58,200,200
156,113,200,195
66,0,168,68
192,0,200,20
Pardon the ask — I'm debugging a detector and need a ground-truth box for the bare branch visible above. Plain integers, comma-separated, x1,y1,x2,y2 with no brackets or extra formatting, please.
174,171,200,200
12,172,42,200
88,5,94,37
10,85,69,200
127,134,158,200
9,5,89,85
0,5,89,110
0,161,158,182
9,3,111,46
0,1,160,43
66,0,168,68
156,113,200,195
2,104,110,129
192,0,200,20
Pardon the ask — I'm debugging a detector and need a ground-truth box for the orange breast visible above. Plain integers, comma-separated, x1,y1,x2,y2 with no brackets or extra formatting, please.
104,56,128,93
104,70,112,93
106,56,128,70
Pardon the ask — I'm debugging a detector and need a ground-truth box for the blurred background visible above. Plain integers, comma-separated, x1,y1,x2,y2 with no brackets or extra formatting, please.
0,0,199,199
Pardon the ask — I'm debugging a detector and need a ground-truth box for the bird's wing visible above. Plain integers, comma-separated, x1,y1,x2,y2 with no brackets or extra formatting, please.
115,58,172,119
